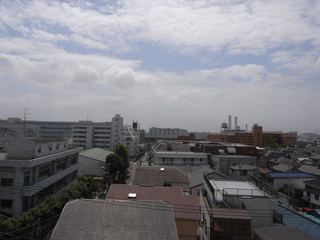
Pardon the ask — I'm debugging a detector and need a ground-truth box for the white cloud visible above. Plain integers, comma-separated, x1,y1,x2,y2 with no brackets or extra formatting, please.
1,0,319,54
0,0,320,133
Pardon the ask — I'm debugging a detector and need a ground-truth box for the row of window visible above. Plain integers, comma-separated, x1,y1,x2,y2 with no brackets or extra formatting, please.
37,142,67,153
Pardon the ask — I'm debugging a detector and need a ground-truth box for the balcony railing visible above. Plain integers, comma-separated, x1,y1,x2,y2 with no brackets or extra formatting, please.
248,174,278,198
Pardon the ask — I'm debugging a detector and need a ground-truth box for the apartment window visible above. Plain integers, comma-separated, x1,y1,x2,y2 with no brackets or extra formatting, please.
69,155,77,165
22,197,29,211
39,164,51,179
1,178,13,186
56,159,66,171
48,145,52,151
64,142,67,148
0,199,13,208
56,144,60,150
38,146,41,153
24,171,30,186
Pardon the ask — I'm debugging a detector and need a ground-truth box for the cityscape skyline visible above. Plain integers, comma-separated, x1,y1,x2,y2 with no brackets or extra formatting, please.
0,1,319,134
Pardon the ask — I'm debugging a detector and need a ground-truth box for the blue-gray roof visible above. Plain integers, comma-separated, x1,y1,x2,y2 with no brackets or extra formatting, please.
273,205,320,239
268,172,317,178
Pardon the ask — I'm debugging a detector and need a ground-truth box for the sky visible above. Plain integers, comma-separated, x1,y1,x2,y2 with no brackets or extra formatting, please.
0,0,319,134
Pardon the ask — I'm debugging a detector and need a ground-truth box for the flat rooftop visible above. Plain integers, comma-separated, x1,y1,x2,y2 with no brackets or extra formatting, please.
210,179,267,203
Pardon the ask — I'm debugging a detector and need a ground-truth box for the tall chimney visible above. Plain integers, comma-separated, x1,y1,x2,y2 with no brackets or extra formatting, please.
228,115,232,130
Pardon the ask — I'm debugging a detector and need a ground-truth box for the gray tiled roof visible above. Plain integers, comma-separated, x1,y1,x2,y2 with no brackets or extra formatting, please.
79,148,113,162
51,199,179,240
253,226,314,240
189,166,215,188
299,165,320,176
132,166,190,186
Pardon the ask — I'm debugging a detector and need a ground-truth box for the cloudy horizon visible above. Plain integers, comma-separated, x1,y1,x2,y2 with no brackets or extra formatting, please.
0,0,319,134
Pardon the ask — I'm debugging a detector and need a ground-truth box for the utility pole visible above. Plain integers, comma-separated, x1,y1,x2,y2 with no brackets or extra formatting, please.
17,108,29,139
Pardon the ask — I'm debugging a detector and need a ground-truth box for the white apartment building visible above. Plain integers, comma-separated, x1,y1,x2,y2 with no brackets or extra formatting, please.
120,125,139,159
71,114,138,157
0,138,82,217
148,127,188,137
153,151,208,172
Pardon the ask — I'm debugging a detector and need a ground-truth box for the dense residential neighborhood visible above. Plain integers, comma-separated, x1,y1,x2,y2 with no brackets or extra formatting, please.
1,114,320,239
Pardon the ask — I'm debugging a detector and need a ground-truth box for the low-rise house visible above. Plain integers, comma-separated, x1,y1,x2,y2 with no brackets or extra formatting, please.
51,199,179,240
153,151,208,172
229,165,259,180
310,154,320,166
273,205,320,239
262,172,317,190
131,166,190,192
78,148,113,177
106,184,199,240
303,179,320,209
0,138,81,217
211,155,257,174
298,165,320,177
189,166,228,195
200,174,278,240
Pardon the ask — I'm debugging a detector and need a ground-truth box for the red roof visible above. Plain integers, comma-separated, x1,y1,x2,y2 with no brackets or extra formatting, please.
106,184,199,220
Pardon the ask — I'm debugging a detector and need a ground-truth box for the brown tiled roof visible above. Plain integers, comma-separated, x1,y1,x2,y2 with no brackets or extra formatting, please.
106,184,199,220
132,166,190,186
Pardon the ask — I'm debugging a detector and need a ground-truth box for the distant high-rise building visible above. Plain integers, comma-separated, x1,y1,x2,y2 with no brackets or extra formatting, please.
235,116,238,130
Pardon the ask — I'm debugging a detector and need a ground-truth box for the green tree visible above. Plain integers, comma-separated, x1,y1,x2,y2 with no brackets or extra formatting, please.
114,143,130,168
105,153,127,183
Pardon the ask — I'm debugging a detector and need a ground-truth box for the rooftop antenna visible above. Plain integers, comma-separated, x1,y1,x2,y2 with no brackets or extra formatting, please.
17,108,29,139
87,110,89,121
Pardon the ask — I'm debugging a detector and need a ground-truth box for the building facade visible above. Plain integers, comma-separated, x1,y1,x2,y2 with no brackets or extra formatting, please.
207,124,296,147
0,138,82,217
148,127,188,137
153,151,208,172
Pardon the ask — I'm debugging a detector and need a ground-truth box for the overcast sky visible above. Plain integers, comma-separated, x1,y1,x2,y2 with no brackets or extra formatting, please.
0,0,319,134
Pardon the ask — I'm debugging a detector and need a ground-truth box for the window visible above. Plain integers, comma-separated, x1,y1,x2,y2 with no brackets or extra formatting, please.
22,197,29,211
39,164,51,179
56,144,60,150
56,159,66,171
1,178,13,186
24,171,30,186
64,142,66,148
48,145,52,151
0,199,13,208
38,146,41,153
240,170,247,176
